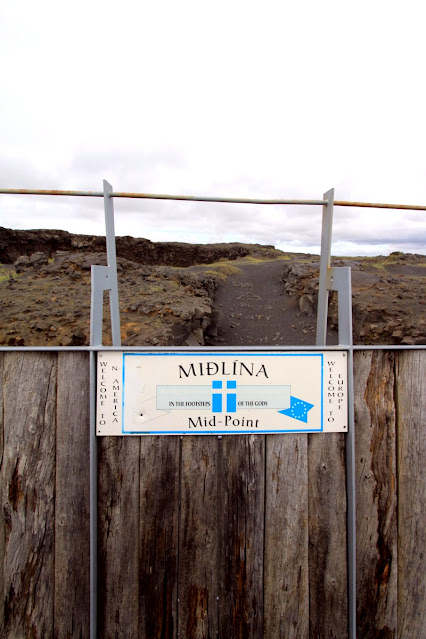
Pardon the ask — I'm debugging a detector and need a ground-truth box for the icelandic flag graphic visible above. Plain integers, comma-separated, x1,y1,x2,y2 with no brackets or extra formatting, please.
279,396,314,423
212,380,237,413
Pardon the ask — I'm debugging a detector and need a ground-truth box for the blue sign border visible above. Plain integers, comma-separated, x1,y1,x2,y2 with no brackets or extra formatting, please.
122,352,324,434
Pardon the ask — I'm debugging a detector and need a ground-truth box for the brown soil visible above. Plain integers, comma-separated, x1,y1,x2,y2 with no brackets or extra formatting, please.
0,228,425,347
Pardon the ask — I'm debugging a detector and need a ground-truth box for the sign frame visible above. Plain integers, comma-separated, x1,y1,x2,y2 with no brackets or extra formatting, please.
96,350,348,436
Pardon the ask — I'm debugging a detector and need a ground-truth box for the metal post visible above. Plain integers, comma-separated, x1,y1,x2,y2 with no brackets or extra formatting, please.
346,348,356,639
89,349,98,639
316,189,334,346
89,181,121,348
328,266,356,638
89,278,102,639
315,189,356,639
328,267,352,347
88,181,122,639
89,265,104,639
90,266,108,348
103,180,121,346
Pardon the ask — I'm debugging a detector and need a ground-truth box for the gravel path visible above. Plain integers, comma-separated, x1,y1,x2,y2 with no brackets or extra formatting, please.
206,260,337,346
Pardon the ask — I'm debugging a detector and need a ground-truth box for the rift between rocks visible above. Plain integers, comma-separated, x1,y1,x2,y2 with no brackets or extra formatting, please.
0,227,425,347
0,227,278,347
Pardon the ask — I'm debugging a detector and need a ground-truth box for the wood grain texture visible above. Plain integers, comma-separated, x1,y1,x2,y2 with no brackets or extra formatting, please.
308,432,348,639
139,436,180,639
0,349,424,639
54,351,91,639
396,350,426,639
354,350,397,638
219,434,265,639
264,434,309,639
2,352,57,638
98,436,141,639
179,436,219,639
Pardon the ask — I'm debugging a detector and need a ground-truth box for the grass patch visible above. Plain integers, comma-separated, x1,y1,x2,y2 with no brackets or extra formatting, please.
368,260,387,271
146,284,166,294
0,265,17,282
368,256,420,270
202,262,242,281
241,254,291,263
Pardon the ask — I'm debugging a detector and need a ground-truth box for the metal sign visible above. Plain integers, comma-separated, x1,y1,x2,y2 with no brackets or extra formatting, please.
97,351,348,435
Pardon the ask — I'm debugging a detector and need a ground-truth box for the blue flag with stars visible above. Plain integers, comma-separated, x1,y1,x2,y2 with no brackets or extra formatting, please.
279,396,314,423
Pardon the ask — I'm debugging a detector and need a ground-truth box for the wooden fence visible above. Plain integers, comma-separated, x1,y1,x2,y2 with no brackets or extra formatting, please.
0,349,424,638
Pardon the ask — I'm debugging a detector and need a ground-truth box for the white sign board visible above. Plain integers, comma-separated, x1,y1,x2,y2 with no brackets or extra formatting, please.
97,351,348,435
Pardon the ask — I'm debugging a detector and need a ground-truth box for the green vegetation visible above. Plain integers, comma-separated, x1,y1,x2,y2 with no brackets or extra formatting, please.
0,265,17,282
241,253,291,264
368,259,387,271
147,284,167,294
195,252,292,281
202,262,242,281
366,254,426,271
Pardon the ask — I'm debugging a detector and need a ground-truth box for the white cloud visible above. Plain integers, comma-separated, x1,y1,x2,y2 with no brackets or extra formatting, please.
1,0,425,256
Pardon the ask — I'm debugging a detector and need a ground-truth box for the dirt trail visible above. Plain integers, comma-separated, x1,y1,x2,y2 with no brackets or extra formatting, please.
206,260,338,346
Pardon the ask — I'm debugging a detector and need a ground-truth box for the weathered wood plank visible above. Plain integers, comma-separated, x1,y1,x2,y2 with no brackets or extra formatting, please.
396,350,426,639
98,436,140,639
354,350,397,638
219,434,265,639
179,436,219,639
264,434,309,638
0,347,423,639
139,436,180,639
2,352,57,638
54,351,90,638
308,432,348,639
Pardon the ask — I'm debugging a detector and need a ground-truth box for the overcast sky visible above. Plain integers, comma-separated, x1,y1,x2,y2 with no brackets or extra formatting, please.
1,0,425,256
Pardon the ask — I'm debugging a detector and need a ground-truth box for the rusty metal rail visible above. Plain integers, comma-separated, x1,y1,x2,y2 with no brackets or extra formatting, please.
0,188,324,205
334,200,426,211
1,187,426,211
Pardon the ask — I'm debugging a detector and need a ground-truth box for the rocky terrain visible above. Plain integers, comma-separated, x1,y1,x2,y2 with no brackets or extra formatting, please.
281,254,426,345
0,227,424,347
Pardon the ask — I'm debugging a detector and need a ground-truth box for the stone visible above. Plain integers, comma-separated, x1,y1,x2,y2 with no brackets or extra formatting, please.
184,332,201,347
192,328,204,345
299,295,315,316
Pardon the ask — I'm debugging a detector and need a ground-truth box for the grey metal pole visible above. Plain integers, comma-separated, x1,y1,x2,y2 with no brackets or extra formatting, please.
316,188,334,346
315,190,356,638
329,267,356,639
328,267,352,347
103,180,121,347
88,180,123,639
89,349,98,639
346,347,356,639
88,203,103,639
90,266,108,348
89,225,104,639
